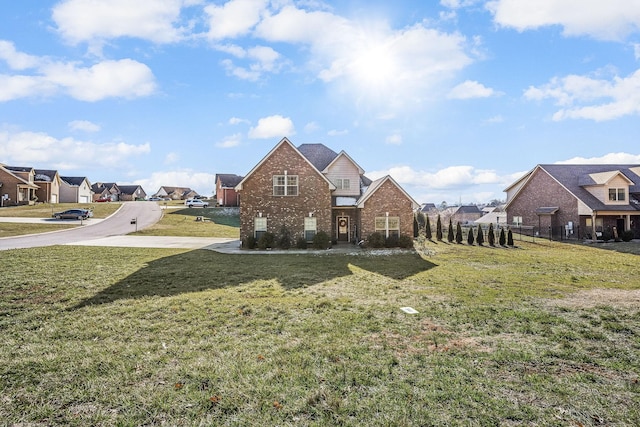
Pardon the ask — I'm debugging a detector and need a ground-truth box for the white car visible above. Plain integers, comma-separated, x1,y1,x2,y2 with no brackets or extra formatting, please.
185,199,209,208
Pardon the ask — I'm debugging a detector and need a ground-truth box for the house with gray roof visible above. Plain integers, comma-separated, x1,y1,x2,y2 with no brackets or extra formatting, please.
215,174,243,207
60,176,93,203
504,164,640,240
235,137,419,246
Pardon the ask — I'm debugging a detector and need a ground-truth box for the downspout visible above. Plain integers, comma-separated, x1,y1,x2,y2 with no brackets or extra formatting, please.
591,210,597,243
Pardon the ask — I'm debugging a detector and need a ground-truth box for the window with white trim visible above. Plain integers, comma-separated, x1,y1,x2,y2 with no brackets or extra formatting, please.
375,216,400,238
304,217,317,242
254,217,267,239
334,178,350,190
608,188,626,201
273,174,298,196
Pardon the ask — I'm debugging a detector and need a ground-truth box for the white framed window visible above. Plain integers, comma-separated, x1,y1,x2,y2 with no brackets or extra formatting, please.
513,216,522,226
375,216,400,238
304,217,317,242
254,217,267,239
273,174,298,196
608,188,626,201
334,178,350,190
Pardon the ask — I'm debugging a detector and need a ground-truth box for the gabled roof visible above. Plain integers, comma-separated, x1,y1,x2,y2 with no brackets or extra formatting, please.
119,185,145,195
322,150,365,174
34,169,59,182
0,165,39,188
357,175,419,209
60,176,90,186
505,164,640,212
297,143,339,171
216,174,243,188
235,137,336,191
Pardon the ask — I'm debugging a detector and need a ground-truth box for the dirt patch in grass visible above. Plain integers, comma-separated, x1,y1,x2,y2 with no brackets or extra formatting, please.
546,288,640,309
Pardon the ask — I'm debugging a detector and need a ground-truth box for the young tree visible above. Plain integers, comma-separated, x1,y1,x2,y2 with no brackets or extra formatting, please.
455,222,463,244
436,215,443,241
499,227,506,246
507,228,514,246
467,226,475,245
487,223,495,247
425,216,432,240
476,224,484,246
447,218,454,243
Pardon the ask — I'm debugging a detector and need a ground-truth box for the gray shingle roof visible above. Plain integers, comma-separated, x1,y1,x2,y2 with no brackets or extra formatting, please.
540,164,640,211
297,143,338,171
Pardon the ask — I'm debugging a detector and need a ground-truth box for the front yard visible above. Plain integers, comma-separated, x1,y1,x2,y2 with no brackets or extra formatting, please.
1,240,638,425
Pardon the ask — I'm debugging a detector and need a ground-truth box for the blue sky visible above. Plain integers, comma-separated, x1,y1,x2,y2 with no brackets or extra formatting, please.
1,0,640,204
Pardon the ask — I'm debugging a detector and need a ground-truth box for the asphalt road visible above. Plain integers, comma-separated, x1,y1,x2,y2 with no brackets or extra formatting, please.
0,202,164,251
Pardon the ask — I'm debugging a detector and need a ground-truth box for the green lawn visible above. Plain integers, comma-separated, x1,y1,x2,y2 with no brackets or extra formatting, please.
1,240,638,425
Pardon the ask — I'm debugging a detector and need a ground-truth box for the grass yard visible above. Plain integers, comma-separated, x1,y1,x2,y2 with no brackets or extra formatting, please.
132,206,240,238
0,240,638,425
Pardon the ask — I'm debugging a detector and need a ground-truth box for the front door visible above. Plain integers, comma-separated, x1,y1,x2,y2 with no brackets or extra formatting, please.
337,216,349,242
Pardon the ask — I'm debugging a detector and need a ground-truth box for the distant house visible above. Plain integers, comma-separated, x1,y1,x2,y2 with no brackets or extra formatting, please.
119,185,147,201
504,164,640,239
235,137,419,245
0,164,39,206
215,174,243,207
92,182,121,202
34,169,61,204
153,186,198,200
451,205,483,225
60,177,93,203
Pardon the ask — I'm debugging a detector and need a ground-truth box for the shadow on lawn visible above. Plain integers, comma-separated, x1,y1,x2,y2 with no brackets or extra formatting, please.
71,249,436,309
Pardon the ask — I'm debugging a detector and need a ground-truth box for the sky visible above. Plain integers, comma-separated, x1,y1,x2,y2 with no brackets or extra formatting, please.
1,0,640,205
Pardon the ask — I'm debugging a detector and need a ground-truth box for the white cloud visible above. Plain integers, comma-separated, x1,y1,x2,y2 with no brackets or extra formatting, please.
524,69,640,121
254,5,472,108
385,134,403,145
448,80,500,99
0,42,157,102
135,170,216,198
555,152,640,164
205,0,268,40
248,115,295,139
0,40,39,70
367,165,502,189
164,152,180,164
68,120,101,132
0,130,150,170
52,0,193,47
216,133,243,148
486,0,640,41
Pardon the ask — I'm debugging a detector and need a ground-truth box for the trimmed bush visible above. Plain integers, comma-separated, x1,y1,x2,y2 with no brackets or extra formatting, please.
312,231,331,249
257,232,275,250
397,234,414,248
243,235,256,249
367,232,386,248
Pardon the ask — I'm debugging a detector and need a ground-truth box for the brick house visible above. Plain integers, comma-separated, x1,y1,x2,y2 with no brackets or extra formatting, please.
504,164,640,240
235,137,419,245
215,174,243,207
0,164,39,206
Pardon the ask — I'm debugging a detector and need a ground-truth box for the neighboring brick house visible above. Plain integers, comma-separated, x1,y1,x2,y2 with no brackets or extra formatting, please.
0,164,39,206
504,164,640,239
119,185,147,201
60,177,93,203
235,137,419,245
34,169,61,204
215,174,243,207
92,182,121,201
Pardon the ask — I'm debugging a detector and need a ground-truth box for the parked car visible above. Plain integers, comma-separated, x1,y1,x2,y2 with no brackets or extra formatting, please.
52,209,93,220
185,199,209,208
